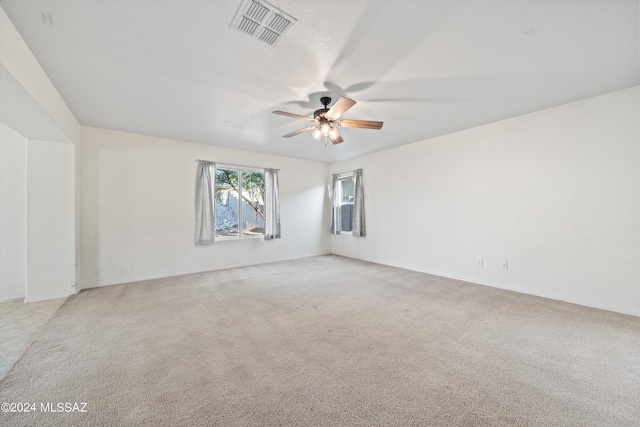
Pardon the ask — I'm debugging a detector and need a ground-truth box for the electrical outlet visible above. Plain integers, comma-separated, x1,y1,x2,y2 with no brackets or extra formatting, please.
502,260,509,270
476,258,483,267
176,252,183,260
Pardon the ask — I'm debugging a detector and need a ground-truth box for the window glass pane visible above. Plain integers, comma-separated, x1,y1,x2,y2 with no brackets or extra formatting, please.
241,171,265,236
214,167,265,239
215,168,239,238
340,177,354,232
340,177,354,203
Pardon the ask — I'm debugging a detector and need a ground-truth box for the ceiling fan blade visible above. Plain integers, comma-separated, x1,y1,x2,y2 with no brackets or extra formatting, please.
336,119,383,130
273,110,316,122
325,97,356,120
330,128,343,145
283,126,317,138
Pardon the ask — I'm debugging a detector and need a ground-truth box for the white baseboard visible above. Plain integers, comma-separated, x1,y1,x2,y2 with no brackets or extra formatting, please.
25,290,73,303
0,296,25,303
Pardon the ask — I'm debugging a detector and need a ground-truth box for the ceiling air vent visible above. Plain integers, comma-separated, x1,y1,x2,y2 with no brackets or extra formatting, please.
230,0,297,46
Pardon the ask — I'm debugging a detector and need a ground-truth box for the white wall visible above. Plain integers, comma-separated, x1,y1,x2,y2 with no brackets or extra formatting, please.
25,139,76,302
0,124,76,302
0,122,27,301
1,6,79,303
330,86,640,316
80,127,330,288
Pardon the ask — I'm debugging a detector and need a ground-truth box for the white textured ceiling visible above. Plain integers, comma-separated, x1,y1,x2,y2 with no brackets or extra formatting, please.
1,0,638,163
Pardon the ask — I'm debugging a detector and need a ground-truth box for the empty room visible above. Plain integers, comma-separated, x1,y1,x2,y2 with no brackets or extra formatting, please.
0,0,638,425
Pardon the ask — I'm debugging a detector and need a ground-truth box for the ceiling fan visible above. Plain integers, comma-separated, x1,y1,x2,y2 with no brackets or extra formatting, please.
273,96,383,145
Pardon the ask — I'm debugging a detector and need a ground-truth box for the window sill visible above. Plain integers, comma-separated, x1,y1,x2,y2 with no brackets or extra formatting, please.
216,235,264,242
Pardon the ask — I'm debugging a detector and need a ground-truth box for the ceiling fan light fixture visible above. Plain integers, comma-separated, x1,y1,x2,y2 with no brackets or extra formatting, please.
313,128,322,140
321,122,331,136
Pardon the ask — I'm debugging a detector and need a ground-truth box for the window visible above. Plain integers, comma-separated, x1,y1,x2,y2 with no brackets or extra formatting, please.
331,169,365,237
215,166,265,239
338,174,354,233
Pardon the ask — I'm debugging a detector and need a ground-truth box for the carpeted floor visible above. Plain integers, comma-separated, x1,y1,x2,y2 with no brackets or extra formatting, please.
0,297,66,377
1,255,639,426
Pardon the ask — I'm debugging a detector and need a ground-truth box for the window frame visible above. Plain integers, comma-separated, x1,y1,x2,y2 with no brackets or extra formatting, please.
215,163,266,241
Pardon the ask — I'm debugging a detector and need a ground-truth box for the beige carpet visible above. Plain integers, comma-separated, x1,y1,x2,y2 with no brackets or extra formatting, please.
0,297,66,378
1,255,639,426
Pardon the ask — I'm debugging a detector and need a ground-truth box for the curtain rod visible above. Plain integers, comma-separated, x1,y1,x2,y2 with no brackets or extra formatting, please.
196,159,280,171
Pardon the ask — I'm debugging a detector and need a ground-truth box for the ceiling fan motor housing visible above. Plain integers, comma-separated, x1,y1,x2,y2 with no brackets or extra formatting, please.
314,97,332,118
313,108,329,119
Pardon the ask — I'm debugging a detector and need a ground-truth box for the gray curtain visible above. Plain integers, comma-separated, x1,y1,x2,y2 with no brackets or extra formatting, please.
352,168,366,237
264,168,281,240
330,173,341,234
195,160,215,245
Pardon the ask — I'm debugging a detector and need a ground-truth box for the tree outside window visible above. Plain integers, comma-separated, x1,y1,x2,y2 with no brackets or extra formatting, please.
215,167,265,239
